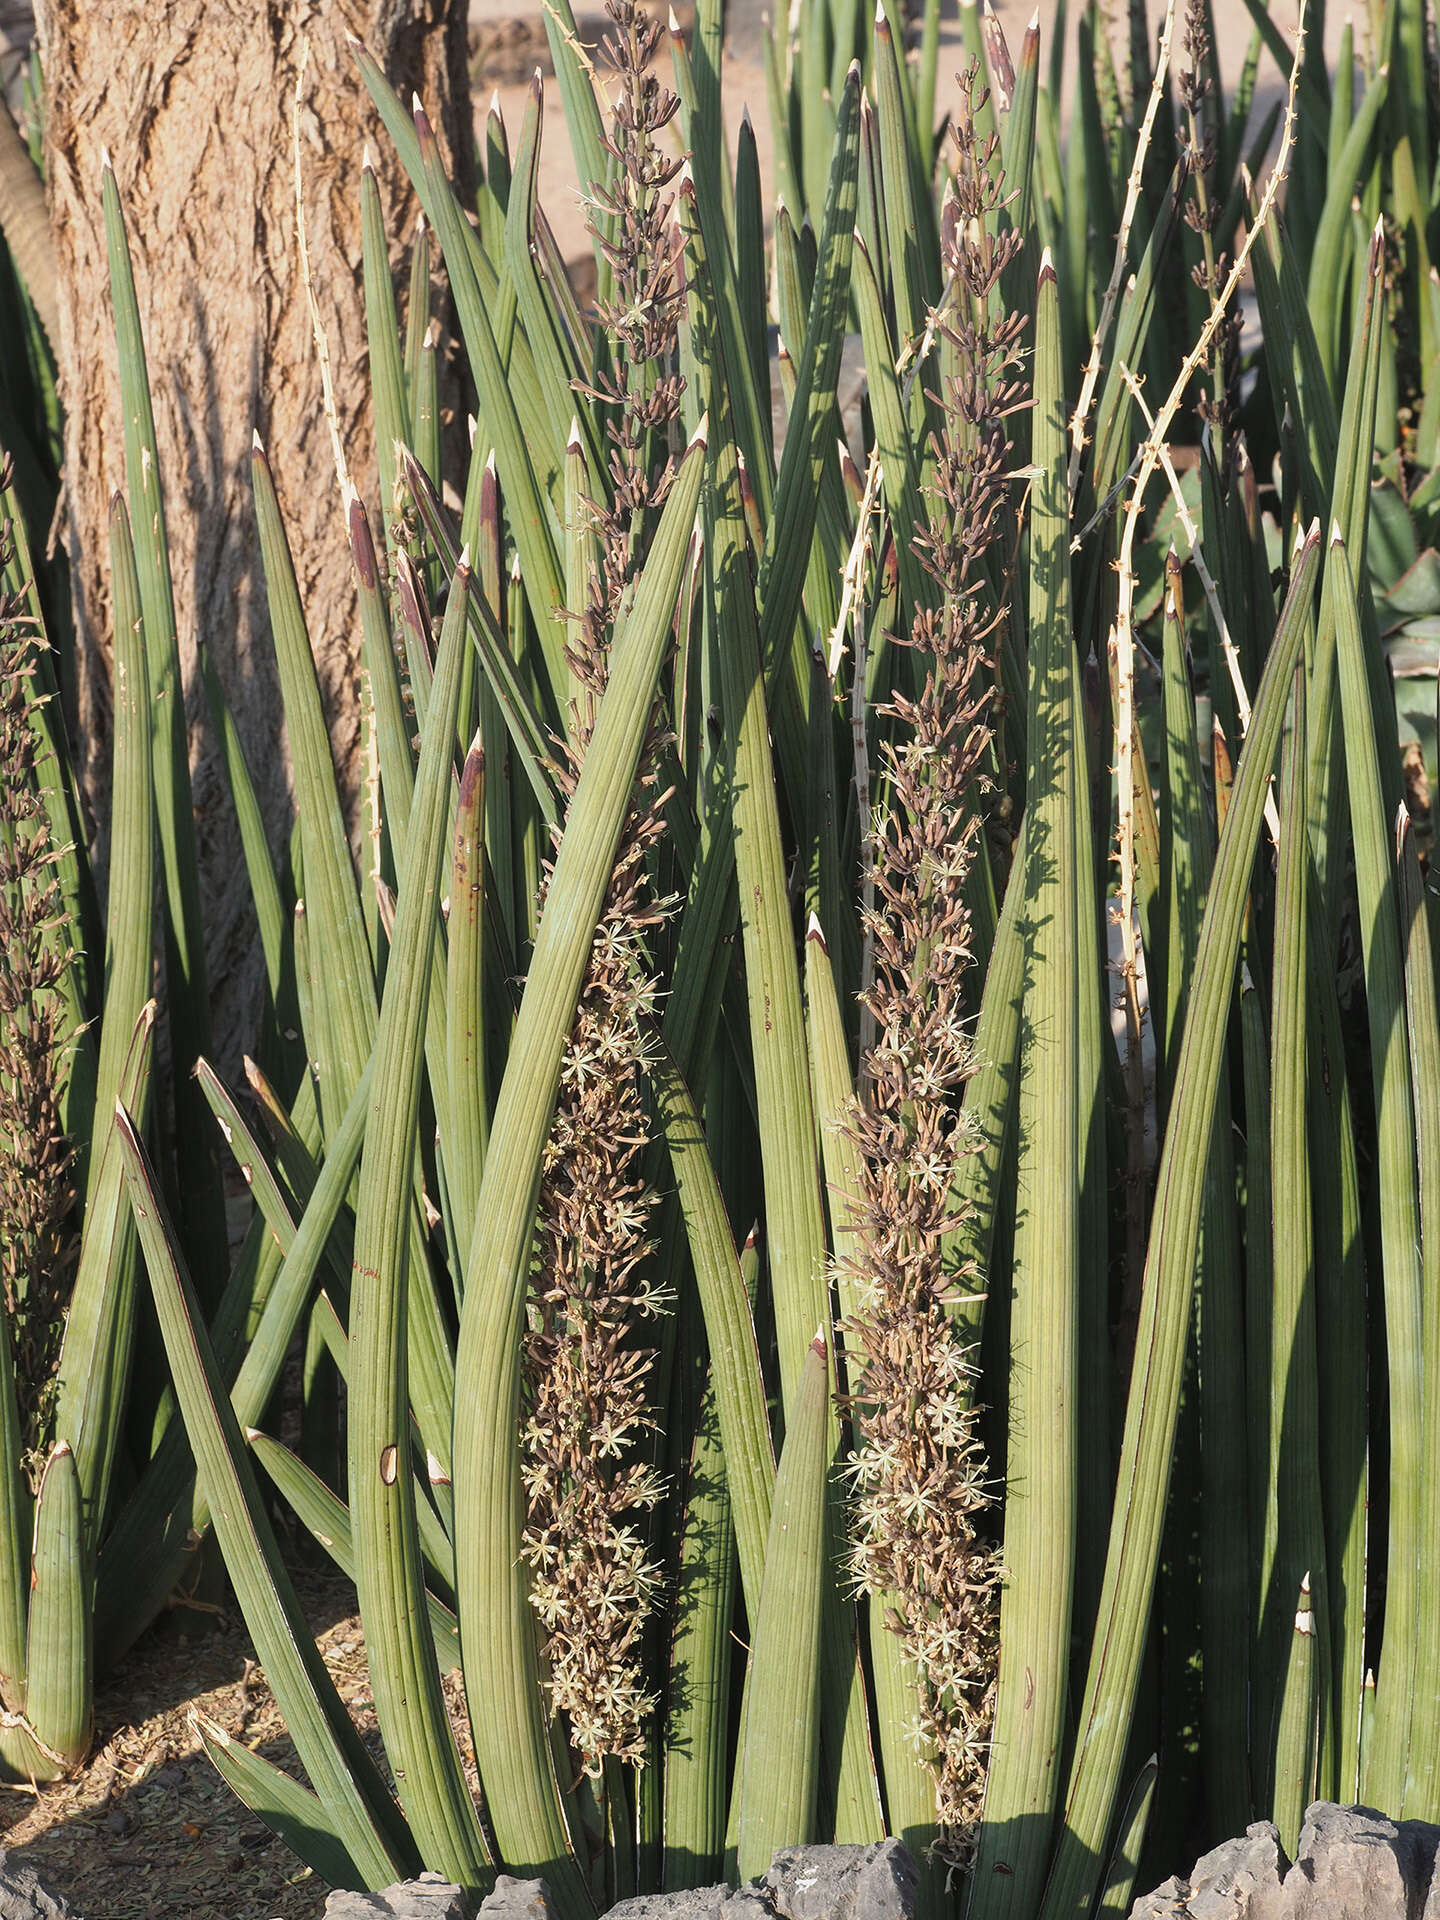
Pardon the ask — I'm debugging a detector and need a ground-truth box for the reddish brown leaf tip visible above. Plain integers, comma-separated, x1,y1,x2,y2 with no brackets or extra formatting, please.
459,741,486,813
348,498,378,590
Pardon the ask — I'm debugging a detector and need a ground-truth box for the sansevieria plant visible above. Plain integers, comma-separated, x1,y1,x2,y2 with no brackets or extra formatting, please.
4,0,1440,1917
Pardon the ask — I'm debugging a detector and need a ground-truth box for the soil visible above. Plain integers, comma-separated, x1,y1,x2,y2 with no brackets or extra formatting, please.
0,1572,378,1919
0,1563,483,1919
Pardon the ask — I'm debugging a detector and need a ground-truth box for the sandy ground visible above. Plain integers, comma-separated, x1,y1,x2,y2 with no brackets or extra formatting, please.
469,0,1340,269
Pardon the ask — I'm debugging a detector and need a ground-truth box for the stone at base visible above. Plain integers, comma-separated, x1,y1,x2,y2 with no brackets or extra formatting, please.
324,1868,472,1919
332,1840,920,1920
606,1886,729,1920
765,1839,918,1920
478,1874,556,1920
1130,1802,1440,1920
0,1850,81,1920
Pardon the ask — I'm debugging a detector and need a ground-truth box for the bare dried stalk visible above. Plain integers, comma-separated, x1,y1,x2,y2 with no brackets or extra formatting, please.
1115,366,1281,843
1110,0,1306,1136
1067,0,1179,496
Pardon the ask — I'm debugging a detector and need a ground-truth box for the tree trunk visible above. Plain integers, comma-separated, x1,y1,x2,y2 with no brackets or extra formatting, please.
34,0,474,1058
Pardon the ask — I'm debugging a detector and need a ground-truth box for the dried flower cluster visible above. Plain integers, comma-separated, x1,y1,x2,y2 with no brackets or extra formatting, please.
842,66,1022,1862
519,0,683,1779
0,497,78,1484
574,0,686,631
519,753,671,1770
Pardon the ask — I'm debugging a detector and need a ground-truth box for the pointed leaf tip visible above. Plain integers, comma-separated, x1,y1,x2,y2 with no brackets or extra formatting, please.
1039,246,1056,283
100,144,113,175
806,912,827,948
252,428,266,456
1028,7,1039,26
362,143,375,172
668,5,682,27
457,542,472,570
567,415,583,451
690,412,709,448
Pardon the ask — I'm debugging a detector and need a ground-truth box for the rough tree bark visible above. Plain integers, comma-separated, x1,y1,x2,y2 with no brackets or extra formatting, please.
34,0,474,1056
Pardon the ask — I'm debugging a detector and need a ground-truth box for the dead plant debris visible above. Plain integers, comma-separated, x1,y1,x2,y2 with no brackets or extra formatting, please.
0,1569,433,1920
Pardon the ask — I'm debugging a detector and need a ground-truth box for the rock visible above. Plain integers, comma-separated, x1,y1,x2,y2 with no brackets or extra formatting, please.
1281,1803,1439,1919
608,1889,729,1920
1128,1875,1188,1920
764,1840,918,1920
1127,1823,1289,1920
324,1869,473,1920
0,1850,81,1920
719,1886,778,1920
1129,1803,1440,1920
478,1876,555,1920
1187,1823,1290,1920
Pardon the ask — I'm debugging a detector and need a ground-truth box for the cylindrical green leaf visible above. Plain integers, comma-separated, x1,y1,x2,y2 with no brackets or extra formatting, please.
1260,666,1327,1809
734,1334,829,1881
117,1106,416,1888
1272,1576,1319,1856
1400,812,1440,1815
348,554,489,1886
1331,533,1422,1810
21,1443,90,1779
662,1379,736,1887
446,736,489,1256
193,1708,366,1890
1040,525,1323,1920
971,252,1077,1919
451,431,704,1909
